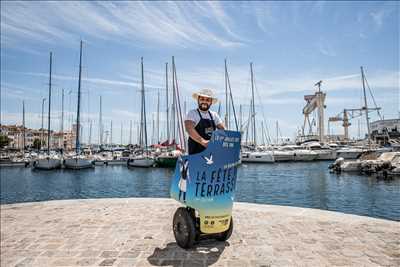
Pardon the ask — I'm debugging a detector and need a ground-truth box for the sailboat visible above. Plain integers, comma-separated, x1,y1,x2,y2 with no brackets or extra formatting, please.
155,60,184,168
33,52,62,170
127,57,155,168
241,62,274,163
64,41,94,170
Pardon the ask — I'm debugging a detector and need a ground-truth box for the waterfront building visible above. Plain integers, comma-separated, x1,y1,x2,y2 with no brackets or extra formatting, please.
0,124,77,151
0,125,44,149
371,119,400,145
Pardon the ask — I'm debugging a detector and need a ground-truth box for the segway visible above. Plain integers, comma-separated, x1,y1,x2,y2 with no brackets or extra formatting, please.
170,130,241,249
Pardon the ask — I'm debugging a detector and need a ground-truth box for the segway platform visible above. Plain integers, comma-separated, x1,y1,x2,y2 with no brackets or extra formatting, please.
170,130,241,248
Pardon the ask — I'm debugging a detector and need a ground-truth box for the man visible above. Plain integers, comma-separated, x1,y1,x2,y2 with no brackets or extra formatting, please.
185,89,225,155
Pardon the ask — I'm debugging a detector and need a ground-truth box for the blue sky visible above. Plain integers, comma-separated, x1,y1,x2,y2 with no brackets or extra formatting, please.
1,1,399,144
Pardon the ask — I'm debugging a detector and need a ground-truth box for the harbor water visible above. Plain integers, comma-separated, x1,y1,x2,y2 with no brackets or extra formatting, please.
1,161,399,221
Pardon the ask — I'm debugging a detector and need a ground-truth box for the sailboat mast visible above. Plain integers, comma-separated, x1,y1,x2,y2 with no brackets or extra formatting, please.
88,119,92,146
261,121,265,145
61,88,64,150
171,58,176,143
141,57,148,150
225,59,238,131
47,52,53,155
99,96,103,146
151,114,155,144
75,41,83,154
157,89,160,144
110,120,113,145
172,57,186,151
250,62,256,146
41,98,45,150
239,104,242,132
136,124,139,145
22,100,25,153
361,66,371,146
120,122,123,145
165,62,170,142
224,59,229,129
129,120,132,144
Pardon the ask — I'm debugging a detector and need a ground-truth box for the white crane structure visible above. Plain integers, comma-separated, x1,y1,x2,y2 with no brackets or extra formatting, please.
328,107,380,141
328,67,382,143
301,80,326,143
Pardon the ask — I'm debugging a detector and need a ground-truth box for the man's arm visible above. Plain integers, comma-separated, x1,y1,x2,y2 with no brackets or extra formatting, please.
216,123,225,130
185,120,209,147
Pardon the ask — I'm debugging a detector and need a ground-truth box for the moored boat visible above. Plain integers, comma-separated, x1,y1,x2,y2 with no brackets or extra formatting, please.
282,145,318,161
64,156,94,169
302,142,337,160
127,156,155,168
272,148,295,162
155,155,178,168
336,147,364,159
241,151,275,163
33,52,61,170
155,150,182,168
33,157,61,170
63,41,94,171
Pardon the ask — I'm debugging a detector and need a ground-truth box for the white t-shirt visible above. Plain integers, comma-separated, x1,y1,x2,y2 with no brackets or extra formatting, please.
185,109,223,127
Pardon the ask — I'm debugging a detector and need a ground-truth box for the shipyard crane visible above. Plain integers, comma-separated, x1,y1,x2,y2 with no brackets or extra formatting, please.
301,80,326,142
328,107,381,140
329,66,382,143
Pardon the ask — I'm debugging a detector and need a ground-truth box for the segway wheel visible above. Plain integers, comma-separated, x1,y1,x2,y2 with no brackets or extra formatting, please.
216,217,233,241
173,207,196,249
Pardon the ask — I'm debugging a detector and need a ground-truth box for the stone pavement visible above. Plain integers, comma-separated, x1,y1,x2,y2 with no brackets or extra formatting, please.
1,198,399,267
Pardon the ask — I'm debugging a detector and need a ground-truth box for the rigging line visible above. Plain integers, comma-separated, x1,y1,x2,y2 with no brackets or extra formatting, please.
262,122,271,145
173,60,186,150
245,100,252,145
278,123,284,141
364,75,383,119
265,122,272,145
225,64,239,131
252,70,272,143
173,66,183,148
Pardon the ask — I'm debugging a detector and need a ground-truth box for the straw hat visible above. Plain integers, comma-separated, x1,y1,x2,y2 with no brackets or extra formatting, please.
192,89,218,104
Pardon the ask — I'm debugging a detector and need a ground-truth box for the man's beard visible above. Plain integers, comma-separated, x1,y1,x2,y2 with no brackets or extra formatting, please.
198,102,210,111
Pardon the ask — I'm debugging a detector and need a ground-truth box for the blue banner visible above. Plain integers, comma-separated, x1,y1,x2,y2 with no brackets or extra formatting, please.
170,130,241,233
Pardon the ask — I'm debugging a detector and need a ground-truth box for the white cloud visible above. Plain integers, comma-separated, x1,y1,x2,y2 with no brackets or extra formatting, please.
370,10,385,28
1,1,247,53
2,70,139,91
316,38,336,57
254,4,275,33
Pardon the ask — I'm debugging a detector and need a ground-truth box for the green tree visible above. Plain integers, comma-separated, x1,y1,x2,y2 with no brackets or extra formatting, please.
33,138,43,150
0,135,10,148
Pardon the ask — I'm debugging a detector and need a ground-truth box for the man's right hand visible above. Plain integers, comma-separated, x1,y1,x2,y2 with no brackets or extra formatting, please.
200,139,209,148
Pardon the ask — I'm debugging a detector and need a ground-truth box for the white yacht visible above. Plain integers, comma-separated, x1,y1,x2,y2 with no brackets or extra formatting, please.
272,148,295,162
33,154,62,170
64,155,94,169
340,160,362,172
336,147,364,159
302,142,337,160
241,151,275,163
127,155,155,168
284,145,318,161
